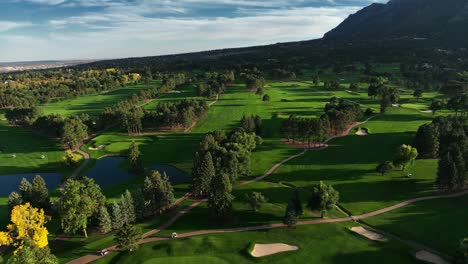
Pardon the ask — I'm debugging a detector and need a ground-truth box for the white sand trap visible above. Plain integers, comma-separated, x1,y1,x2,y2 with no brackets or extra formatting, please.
350,227,386,241
415,250,449,264
421,110,433,114
355,129,368,136
88,145,105,151
392,104,401,107
250,243,298,257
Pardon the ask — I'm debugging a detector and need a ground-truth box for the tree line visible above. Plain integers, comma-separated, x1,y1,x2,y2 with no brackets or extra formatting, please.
144,100,208,129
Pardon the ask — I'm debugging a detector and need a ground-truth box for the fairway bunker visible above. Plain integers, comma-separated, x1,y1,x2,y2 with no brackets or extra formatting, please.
355,128,369,136
250,243,298,257
350,227,386,242
88,145,105,151
414,250,449,264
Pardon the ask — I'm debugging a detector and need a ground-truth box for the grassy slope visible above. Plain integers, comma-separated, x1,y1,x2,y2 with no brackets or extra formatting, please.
365,195,468,256
93,222,417,264
42,81,161,117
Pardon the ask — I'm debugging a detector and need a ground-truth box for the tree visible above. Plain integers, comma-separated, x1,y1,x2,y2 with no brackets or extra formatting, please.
244,192,267,212
393,144,418,171
191,152,215,197
143,171,175,214
19,177,33,203
114,224,142,252
349,83,359,92
436,151,459,191
256,87,265,96
413,89,423,100
58,177,105,238
0,203,49,249
61,115,88,149
283,201,298,228
128,141,143,174
376,161,394,176
262,94,270,102
308,181,340,218
62,150,82,168
7,239,58,264
413,124,439,159
207,174,234,218
31,175,50,210
120,190,136,225
7,192,22,211
98,206,112,234
430,100,444,115
291,189,303,216
111,201,124,230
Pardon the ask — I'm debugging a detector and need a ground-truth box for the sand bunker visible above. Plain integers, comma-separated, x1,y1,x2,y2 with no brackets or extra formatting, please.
415,250,449,264
355,129,368,136
350,227,386,241
88,145,105,151
421,110,433,114
250,243,298,257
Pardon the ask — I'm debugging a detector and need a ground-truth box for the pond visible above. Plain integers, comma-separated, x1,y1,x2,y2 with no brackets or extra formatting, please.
0,173,61,196
83,157,189,189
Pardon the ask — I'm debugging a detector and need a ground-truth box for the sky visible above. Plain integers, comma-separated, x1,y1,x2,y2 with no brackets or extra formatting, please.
0,0,386,62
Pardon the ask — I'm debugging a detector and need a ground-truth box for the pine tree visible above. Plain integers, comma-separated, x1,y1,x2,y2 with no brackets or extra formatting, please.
111,201,124,230
291,189,303,216
143,171,175,213
120,190,136,225
98,206,112,234
413,124,439,159
31,175,50,210
131,188,147,220
114,224,142,252
283,201,298,228
436,151,462,191
128,141,143,173
7,192,23,211
198,152,215,197
19,178,33,203
207,173,234,218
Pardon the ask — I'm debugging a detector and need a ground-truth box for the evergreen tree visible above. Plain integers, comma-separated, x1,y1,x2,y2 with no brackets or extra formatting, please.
31,175,50,210
191,152,215,197
291,189,303,216
283,201,298,228
128,141,143,174
19,178,33,203
120,190,136,225
61,115,88,150
114,224,142,252
111,201,124,230
413,124,440,158
208,174,234,218
7,192,22,211
143,171,175,213
131,188,147,220
98,206,112,234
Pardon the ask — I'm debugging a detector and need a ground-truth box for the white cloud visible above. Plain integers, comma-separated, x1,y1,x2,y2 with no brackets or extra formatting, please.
0,21,33,32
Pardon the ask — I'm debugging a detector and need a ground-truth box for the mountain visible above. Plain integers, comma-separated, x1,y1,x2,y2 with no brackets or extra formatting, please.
324,0,468,45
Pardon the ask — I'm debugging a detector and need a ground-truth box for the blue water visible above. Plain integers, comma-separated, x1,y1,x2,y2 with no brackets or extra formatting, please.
0,173,62,196
0,158,190,196
83,157,189,189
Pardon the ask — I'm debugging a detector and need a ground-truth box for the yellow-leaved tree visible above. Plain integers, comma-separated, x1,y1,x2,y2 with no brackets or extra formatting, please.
0,203,50,251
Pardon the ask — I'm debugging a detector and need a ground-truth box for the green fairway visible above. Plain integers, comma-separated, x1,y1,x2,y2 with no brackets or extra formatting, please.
0,121,64,175
365,195,468,256
93,222,417,264
42,81,161,117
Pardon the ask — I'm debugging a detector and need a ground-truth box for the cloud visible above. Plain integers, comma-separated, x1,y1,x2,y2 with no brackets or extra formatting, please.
0,21,33,32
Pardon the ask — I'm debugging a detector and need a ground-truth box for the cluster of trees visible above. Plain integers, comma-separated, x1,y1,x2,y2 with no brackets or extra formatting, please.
281,115,329,147
8,176,50,213
324,97,363,134
244,75,266,91
413,116,467,191
283,182,340,227
240,115,262,134
144,100,208,129
269,68,296,80
376,144,418,175
324,80,340,90
195,71,235,98
0,68,142,109
367,82,400,113
191,129,262,218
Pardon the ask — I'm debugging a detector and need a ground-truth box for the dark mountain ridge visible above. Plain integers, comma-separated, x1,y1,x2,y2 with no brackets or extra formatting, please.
324,0,468,45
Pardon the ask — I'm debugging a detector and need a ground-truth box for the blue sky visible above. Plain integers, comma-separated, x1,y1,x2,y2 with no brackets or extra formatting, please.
0,0,385,62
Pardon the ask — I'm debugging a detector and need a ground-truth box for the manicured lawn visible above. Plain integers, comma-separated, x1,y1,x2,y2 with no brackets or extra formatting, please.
0,121,65,175
365,194,468,256
93,222,417,264
42,81,161,117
